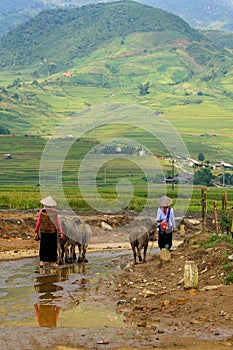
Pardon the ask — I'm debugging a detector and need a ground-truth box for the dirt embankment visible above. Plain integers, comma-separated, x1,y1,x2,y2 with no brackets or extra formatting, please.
0,210,139,260
114,236,233,341
0,209,201,260
0,209,215,260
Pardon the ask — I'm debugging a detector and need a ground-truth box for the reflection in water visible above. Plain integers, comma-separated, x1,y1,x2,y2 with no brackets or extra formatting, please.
0,251,129,329
34,265,85,327
77,263,86,275
78,264,87,294
34,303,60,327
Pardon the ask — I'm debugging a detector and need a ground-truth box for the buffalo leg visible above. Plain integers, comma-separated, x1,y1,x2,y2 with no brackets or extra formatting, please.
82,245,88,263
131,244,137,264
73,244,76,261
143,244,148,263
57,243,64,265
137,246,142,262
77,243,83,263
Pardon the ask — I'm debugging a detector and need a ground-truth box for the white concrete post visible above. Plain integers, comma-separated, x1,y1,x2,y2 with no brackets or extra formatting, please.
184,260,198,289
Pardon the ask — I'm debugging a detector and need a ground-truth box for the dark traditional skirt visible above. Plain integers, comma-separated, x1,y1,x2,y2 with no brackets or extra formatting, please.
39,231,57,262
158,227,173,250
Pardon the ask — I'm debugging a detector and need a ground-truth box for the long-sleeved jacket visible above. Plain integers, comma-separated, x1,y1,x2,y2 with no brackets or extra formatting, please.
156,206,176,229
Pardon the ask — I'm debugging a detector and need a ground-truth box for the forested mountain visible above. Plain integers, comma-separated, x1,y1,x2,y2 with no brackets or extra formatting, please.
0,1,205,75
0,0,232,151
0,0,232,37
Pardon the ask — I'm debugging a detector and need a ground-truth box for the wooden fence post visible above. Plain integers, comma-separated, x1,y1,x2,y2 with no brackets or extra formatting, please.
222,191,227,213
221,192,228,234
213,200,219,236
202,187,207,235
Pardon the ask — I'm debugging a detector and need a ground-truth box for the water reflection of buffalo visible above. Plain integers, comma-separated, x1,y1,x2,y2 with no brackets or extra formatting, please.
129,225,149,265
58,216,92,265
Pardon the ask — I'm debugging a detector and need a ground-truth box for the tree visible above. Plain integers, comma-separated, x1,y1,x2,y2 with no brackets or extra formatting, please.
0,126,10,134
198,152,205,162
138,82,150,96
121,145,135,154
193,168,215,186
219,172,233,186
102,145,116,154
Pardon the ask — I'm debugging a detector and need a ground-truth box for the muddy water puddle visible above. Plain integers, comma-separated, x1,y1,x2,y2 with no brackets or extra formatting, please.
0,250,131,329
0,250,230,350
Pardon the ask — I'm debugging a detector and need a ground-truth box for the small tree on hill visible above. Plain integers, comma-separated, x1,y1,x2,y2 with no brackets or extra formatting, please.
198,152,205,162
0,126,10,134
139,82,150,96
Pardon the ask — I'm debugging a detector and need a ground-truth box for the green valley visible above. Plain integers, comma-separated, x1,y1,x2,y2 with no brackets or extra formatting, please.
0,1,232,211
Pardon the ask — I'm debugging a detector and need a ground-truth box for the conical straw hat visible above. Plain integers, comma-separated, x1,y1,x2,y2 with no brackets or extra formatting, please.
157,195,173,207
40,195,57,207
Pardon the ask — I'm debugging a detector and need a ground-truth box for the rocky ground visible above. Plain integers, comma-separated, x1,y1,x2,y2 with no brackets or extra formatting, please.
113,236,233,349
0,210,233,350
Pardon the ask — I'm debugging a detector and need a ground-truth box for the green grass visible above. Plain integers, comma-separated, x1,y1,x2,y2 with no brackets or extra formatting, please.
199,234,233,249
0,135,232,212
0,182,232,213
2,78,232,163
1,35,232,164
225,270,233,285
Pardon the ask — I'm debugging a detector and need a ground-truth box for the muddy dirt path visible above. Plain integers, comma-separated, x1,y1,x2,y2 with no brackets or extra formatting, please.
0,210,233,349
0,249,233,350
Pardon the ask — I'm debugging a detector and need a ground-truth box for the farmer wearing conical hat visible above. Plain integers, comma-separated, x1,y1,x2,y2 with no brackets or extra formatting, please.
34,196,63,268
156,195,176,250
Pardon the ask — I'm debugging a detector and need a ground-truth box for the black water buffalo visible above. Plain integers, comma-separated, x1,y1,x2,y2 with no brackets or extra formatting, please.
58,217,92,264
129,225,149,265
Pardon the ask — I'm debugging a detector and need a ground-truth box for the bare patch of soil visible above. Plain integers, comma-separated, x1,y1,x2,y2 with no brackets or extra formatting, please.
113,235,233,349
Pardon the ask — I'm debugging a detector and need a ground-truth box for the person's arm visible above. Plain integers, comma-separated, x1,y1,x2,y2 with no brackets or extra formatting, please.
156,208,162,225
56,214,62,233
35,210,42,232
170,208,176,229
56,214,64,238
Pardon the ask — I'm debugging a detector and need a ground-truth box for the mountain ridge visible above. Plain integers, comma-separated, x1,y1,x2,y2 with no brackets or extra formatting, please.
0,1,206,74
0,0,233,37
